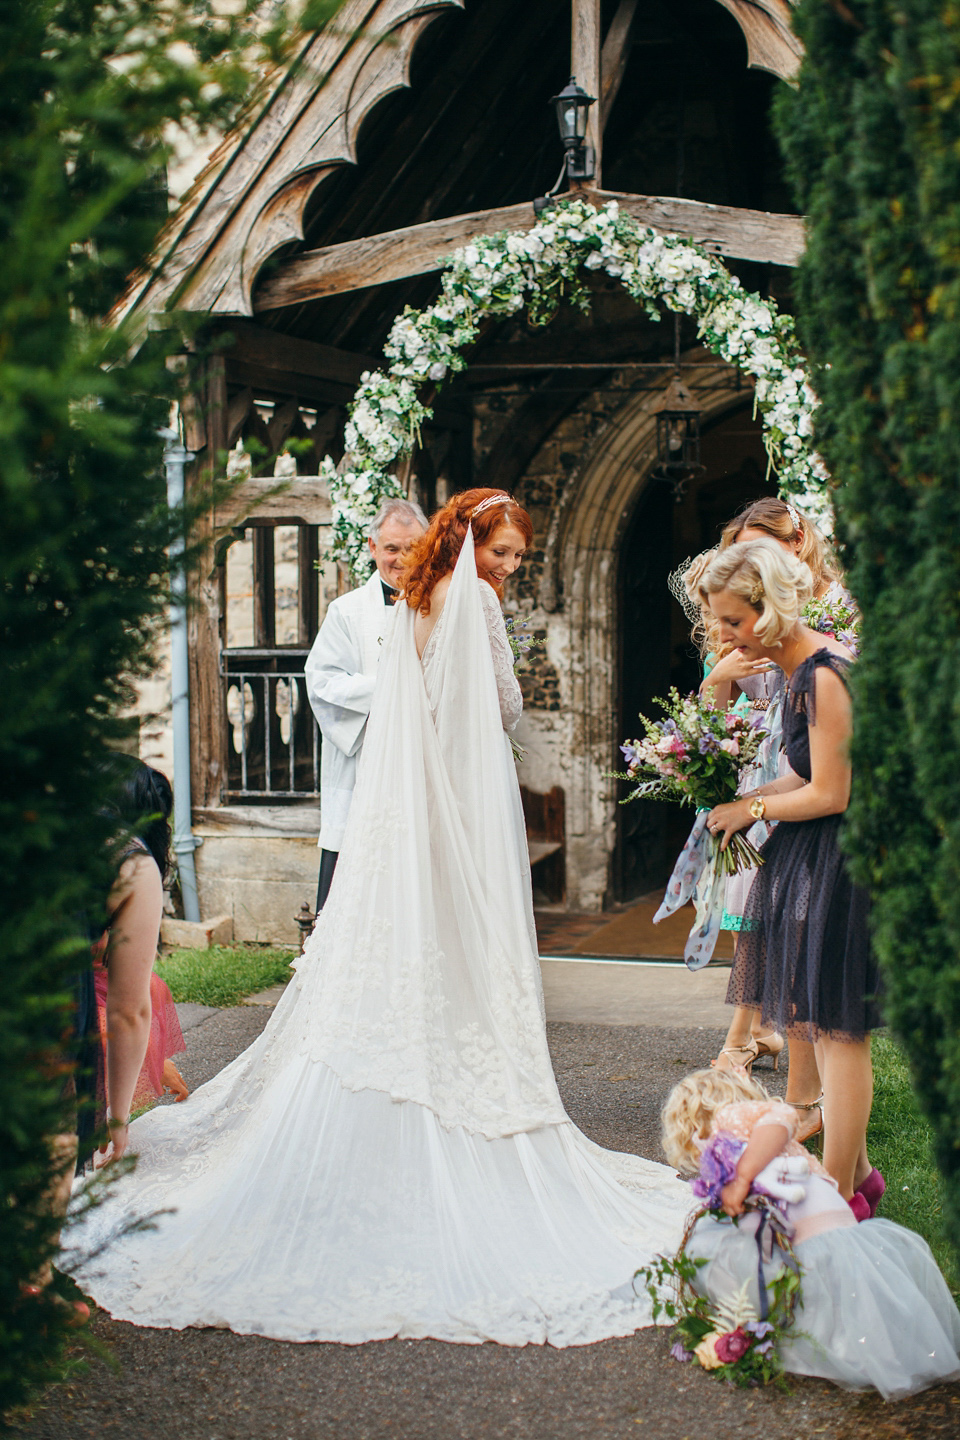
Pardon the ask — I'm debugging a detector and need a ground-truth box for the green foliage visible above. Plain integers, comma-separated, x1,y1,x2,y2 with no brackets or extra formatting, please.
774,2,960,1249
155,946,294,1008
868,1034,957,1291
0,0,332,1414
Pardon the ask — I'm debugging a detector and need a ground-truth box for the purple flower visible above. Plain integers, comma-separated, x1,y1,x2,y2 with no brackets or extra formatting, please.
698,734,719,756
690,1132,745,1209
662,719,679,734
755,1340,774,1356
670,1342,693,1363
715,1327,752,1364
746,1321,774,1339
620,742,638,767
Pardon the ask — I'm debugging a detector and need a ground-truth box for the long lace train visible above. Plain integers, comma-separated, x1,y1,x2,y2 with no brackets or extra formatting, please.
67,531,691,1344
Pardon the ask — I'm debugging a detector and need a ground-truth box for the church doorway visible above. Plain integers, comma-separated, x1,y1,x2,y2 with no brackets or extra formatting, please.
613,401,775,903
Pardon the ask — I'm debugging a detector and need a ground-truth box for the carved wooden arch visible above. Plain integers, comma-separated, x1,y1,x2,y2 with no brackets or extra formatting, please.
713,0,802,80
112,0,801,336
110,0,462,329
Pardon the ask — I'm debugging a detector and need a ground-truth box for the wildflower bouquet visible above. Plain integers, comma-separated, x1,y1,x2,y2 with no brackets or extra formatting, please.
638,1250,801,1389
802,591,860,656
503,616,543,764
618,689,766,876
503,614,545,668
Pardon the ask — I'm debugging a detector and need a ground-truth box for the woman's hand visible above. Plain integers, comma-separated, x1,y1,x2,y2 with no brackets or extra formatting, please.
98,1115,130,1163
720,1172,751,1217
706,798,753,850
703,650,773,690
162,1060,189,1102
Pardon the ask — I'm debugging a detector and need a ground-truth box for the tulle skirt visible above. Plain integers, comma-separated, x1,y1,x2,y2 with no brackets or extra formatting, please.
687,1209,960,1399
727,815,881,1041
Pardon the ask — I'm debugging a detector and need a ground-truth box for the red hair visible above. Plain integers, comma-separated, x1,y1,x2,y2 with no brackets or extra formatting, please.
402,487,534,615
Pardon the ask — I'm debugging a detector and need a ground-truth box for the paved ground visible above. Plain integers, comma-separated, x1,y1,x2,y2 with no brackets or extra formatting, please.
12,967,960,1440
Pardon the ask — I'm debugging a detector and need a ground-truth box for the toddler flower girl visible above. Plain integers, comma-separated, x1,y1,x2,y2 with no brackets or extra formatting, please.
661,1069,960,1399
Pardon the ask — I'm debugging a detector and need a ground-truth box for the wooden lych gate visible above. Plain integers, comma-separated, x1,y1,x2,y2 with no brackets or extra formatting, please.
121,0,806,936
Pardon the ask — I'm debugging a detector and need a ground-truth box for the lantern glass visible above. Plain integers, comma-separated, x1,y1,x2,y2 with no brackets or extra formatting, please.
656,410,701,470
551,78,594,148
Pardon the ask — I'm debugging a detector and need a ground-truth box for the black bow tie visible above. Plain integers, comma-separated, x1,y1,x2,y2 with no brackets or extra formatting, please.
381,580,399,606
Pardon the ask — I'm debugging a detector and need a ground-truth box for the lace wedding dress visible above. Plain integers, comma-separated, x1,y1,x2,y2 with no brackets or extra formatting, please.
68,530,691,1345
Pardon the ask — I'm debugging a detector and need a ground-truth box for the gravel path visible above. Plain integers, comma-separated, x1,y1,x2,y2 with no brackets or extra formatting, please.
12,1010,960,1440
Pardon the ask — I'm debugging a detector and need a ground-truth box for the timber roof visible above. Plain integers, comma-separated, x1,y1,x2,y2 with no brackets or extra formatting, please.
116,0,803,352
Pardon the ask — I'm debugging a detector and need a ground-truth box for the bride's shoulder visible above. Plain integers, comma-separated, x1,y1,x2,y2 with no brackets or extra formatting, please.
431,573,453,608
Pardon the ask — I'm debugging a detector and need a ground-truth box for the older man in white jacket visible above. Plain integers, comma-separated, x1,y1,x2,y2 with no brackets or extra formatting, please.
305,497,427,909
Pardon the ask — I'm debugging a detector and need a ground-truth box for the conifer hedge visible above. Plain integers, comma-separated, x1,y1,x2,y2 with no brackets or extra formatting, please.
775,2,960,1238
0,0,324,1412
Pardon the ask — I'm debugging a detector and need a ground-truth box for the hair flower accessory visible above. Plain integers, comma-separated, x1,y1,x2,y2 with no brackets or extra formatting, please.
749,579,764,605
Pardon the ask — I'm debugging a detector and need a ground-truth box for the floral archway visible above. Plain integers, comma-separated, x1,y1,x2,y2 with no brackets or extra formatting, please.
320,198,827,580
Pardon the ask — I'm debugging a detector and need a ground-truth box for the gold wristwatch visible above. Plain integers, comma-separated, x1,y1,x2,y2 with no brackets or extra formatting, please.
749,795,767,822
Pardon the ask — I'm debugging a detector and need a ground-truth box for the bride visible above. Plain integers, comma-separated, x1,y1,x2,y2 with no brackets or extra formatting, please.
69,488,690,1346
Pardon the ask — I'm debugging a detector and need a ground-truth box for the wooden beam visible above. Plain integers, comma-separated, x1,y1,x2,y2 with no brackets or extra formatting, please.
571,0,602,187
254,192,805,312
214,320,376,387
600,0,639,132
217,477,333,530
254,202,537,310
226,357,357,409
601,189,804,267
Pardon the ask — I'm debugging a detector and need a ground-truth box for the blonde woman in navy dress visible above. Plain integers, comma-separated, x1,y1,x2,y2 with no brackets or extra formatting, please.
699,539,882,1219
703,499,850,1143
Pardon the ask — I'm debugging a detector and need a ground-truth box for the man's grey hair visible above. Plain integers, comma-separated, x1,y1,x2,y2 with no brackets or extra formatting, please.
367,497,428,541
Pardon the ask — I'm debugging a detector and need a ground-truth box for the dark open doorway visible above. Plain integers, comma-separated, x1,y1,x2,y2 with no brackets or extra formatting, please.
613,400,775,904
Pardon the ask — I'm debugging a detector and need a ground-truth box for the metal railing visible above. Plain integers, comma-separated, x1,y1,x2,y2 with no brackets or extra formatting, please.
222,656,321,800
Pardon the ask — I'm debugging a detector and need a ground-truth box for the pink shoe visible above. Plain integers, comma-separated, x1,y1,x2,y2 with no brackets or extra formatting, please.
854,1167,885,1218
848,1191,870,1222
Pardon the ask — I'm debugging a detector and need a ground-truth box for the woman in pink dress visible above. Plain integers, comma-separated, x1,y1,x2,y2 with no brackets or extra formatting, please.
94,762,188,1161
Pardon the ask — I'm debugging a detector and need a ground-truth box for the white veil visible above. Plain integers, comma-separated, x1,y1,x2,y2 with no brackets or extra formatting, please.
294,525,563,1137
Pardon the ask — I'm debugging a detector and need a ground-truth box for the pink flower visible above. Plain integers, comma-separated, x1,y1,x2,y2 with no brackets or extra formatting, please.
714,1327,752,1364
725,713,739,729
720,738,739,756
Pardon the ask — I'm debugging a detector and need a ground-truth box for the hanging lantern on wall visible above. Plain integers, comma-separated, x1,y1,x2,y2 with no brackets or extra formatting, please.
550,77,596,182
653,375,705,501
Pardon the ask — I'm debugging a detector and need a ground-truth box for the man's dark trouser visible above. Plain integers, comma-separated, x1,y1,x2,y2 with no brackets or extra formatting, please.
316,848,339,913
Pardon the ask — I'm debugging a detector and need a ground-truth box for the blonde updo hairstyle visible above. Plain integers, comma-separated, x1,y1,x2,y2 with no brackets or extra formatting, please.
662,1067,770,1174
699,538,814,648
721,496,839,593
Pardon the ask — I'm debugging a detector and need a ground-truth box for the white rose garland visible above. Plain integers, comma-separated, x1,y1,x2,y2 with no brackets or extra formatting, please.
323,198,830,580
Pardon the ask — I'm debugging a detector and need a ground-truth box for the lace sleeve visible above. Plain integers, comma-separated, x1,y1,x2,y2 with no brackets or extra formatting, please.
478,582,523,732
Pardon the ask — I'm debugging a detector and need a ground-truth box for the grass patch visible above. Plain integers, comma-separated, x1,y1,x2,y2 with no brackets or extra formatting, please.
869,1032,958,1293
155,945,294,1008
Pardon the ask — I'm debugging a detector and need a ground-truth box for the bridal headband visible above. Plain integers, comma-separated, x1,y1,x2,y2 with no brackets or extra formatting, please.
785,501,802,532
471,493,512,520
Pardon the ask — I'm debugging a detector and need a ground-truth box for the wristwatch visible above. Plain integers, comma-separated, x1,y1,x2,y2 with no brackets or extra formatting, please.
749,795,767,822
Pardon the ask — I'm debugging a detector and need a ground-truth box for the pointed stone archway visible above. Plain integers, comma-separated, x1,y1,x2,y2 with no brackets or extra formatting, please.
527,360,756,910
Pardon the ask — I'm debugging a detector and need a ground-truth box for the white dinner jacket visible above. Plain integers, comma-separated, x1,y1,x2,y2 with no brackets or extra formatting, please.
304,570,395,850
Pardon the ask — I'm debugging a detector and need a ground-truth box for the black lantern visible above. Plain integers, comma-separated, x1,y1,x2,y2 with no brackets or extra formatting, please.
550,77,595,182
653,376,705,501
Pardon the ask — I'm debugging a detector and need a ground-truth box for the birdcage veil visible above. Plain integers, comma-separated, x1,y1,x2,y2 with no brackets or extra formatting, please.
667,557,703,625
